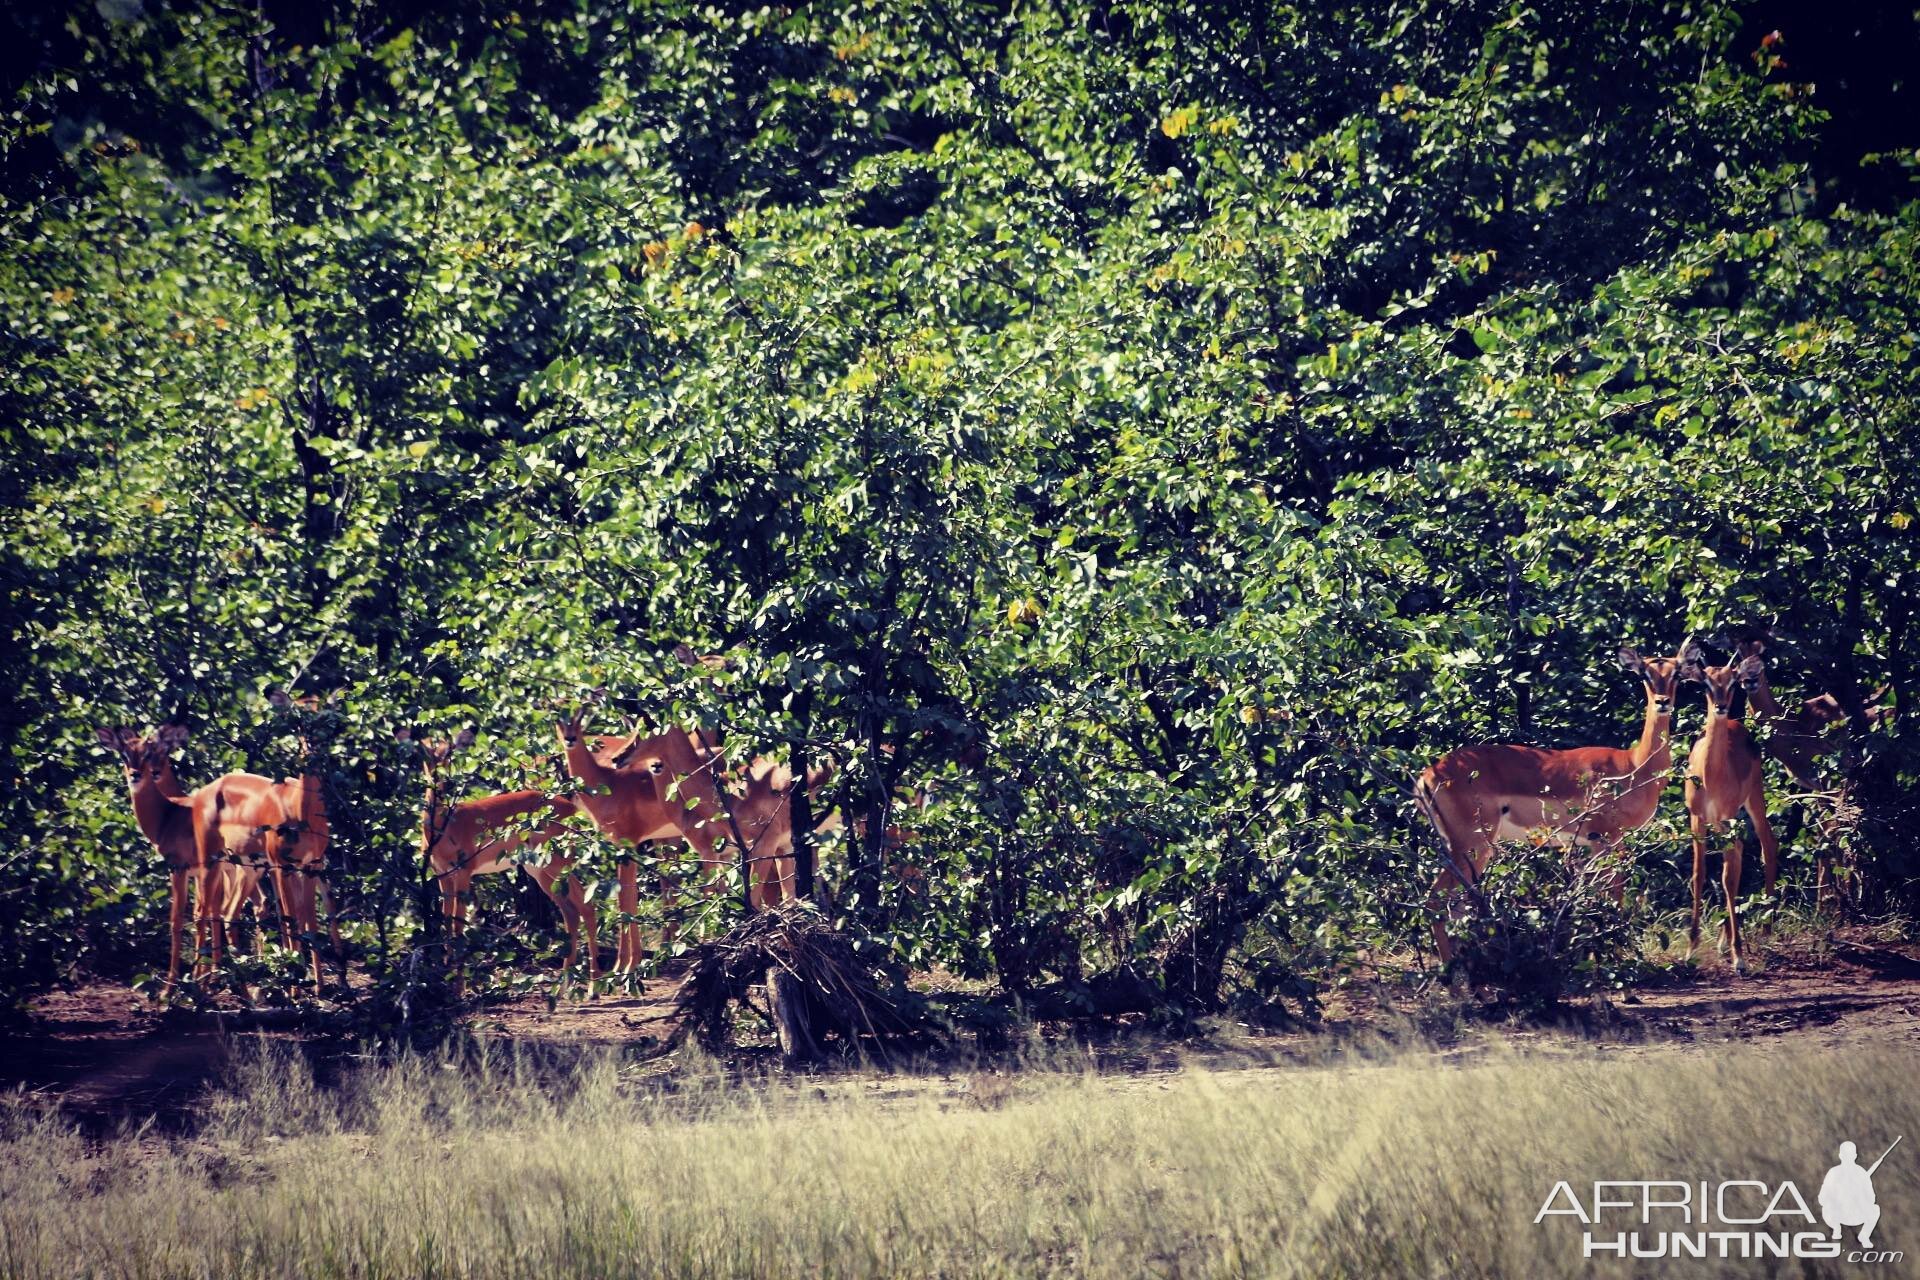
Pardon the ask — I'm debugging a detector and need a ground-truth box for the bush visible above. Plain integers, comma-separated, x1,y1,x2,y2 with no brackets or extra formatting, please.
1441,846,1639,1009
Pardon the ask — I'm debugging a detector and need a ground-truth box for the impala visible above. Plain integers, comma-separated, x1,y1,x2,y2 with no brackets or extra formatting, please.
98,724,218,989
556,710,732,973
1729,632,1896,908
188,692,339,993
186,760,285,981
262,691,339,992
1729,633,1892,788
1415,638,1700,964
1684,648,1778,972
745,759,929,910
413,727,598,993
727,757,840,909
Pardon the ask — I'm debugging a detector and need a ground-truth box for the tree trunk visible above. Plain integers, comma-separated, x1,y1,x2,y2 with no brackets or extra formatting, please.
768,968,816,1062
791,694,815,901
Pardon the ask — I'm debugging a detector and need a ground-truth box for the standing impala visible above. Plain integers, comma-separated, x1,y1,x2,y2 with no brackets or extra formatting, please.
190,692,339,993
556,711,731,974
413,727,598,993
1729,633,1893,788
1684,649,1779,972
99,724,211,990
187,756,285,981
743,759,928,910
1415,638,1700,963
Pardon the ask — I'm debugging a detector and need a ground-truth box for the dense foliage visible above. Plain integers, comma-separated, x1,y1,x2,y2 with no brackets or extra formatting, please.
4,0,1916,1014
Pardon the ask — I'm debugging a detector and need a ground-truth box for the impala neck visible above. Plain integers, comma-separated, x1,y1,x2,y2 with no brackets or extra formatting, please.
127,768,175,842
1630,690,1674,771
562,735,613,788
290,771,327,835
1744,671,1785,721
151,756,187,800
420,769,445,849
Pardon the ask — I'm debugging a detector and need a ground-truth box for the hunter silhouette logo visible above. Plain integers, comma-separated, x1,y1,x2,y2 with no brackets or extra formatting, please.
1822,1137,1900,1250
1535,1135,1905,1263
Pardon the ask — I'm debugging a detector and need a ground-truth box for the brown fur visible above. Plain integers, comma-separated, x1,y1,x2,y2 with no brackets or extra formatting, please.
1416,639,1699,964
418,732,598,993
1684,653,1778,972
557,714,730,973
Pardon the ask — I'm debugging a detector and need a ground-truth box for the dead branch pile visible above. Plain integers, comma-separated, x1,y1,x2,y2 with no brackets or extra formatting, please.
668,899,940,1061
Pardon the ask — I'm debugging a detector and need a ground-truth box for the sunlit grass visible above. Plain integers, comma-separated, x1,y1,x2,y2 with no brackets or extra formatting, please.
3,1034,1913,1278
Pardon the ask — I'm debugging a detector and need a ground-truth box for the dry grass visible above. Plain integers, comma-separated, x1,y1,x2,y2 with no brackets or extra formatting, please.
2,1035,1915,1278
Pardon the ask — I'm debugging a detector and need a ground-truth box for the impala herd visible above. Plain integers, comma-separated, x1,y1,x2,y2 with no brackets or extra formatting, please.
101,635,1875,998
101,691,837,997
1419,633,1881,972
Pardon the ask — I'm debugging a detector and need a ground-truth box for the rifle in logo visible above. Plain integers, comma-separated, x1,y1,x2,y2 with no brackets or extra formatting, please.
1821,1136,1901,1249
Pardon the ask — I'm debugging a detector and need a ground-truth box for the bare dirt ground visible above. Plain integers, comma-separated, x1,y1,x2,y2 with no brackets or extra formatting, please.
7,928,1917,1132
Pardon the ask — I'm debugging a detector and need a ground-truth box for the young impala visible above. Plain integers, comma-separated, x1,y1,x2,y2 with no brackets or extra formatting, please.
1415,637,1700,963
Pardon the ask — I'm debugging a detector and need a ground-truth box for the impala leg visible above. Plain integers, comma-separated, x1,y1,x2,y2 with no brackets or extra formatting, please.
196,863,224,982
1722,830,1747,974
558,868,601,995
448,871,470,997
761,852,788,911
208,864,226,975
1686,797,1709,957
249,882,268,958
166,867,189,994
1428,866,1461,965
578,891,599,991
269,864,296,952
617,856,642,975
529,864,580,984
220,870,248,959
1750,793,1780,935
1426,839,1489,967
297,876,325,994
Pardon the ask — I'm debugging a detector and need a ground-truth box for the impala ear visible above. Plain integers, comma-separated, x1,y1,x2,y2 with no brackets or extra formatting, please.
1678,648,1707,683
156,724,189,751
453,726,476,750
95,727,125,751
268,688,291,708
1736,654,1766,689
1615,645,1646,675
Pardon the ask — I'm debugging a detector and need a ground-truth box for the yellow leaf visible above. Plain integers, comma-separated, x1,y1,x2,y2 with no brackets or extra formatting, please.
408,441,434,458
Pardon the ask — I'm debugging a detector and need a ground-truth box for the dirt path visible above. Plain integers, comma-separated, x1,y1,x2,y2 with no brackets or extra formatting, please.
7,929,1916,1131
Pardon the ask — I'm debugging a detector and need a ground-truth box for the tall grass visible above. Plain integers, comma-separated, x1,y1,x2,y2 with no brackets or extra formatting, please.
2,1037,1914,1278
